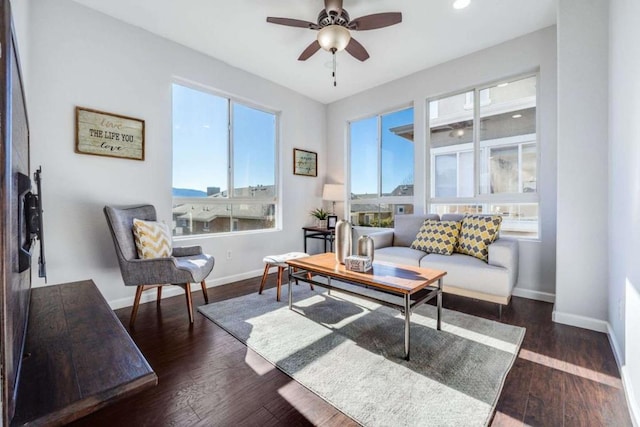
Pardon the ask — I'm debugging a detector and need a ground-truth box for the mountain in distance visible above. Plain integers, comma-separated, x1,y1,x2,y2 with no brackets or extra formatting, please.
172,188,207,198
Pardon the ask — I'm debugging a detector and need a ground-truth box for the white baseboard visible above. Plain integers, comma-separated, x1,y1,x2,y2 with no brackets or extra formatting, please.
512,286,555,303
551,310,609,333
108,267,265,310
607,324,640,427
607,323,624,370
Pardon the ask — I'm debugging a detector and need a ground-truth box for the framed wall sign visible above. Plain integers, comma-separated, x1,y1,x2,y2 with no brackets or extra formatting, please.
75,107,145,160
293,148,317,177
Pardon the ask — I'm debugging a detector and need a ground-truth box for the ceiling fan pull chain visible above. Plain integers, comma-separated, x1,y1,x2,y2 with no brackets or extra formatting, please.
332,50,337,87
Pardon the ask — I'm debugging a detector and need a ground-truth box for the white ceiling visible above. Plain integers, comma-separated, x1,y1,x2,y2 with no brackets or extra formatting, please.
69,0,557,104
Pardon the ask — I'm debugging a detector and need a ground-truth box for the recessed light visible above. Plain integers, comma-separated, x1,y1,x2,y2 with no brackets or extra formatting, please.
497,82,509,88
453,0,471,9
512,114,522,119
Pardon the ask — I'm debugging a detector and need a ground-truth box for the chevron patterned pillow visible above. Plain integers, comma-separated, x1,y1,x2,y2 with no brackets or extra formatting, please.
132,218,172,259
410,219,462,255
455,215,502,262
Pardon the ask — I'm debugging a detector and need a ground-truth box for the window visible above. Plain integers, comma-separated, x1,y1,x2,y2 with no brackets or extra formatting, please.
429,75,538,238
172,83,277,236
349,107,414,227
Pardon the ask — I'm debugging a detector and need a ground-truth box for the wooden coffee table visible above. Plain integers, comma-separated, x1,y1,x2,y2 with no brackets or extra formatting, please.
286,252,447,361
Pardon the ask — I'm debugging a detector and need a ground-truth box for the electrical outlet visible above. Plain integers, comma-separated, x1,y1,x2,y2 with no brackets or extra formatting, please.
226,250,232,260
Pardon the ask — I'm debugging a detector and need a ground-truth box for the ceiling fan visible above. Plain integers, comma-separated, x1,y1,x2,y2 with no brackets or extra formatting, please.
266,0,402,85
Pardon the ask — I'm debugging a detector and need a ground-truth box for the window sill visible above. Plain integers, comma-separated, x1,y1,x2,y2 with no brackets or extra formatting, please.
173,227,282,242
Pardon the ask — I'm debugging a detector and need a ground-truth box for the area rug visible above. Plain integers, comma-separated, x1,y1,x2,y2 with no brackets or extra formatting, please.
198,285,525,427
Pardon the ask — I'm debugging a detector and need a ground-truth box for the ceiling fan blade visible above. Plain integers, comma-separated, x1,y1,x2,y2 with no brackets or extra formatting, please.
266,17,319,30
349,12,402,31
298,40,321,61
345,37,370,62
324,0,343,16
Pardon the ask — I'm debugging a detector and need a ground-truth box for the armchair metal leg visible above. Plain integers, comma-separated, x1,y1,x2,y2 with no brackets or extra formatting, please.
182,284,194,324
201,280,209,304
157,286,162,306
130,285,144,328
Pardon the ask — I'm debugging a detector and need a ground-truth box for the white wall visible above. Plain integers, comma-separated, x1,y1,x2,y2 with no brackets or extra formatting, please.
326,27,558,300
25,0,326,307
554,0,610,330
609,0,640,421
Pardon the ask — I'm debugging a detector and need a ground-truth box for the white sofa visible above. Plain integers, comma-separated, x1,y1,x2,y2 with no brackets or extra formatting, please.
366,214,519,308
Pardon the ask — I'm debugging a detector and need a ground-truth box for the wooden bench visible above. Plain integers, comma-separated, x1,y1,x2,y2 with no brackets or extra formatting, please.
11,280,157,426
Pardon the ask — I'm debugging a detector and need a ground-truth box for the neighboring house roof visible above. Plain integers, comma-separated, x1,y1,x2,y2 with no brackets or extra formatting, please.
389,123,414,142
390,184,414,196
173,184,275,199
350,184,414,202
173,196,273,222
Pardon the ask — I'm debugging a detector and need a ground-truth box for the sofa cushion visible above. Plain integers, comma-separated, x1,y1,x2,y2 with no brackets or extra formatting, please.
410,220,462,255
132,218,172,259
441,213,465,222
393,214,440,247
374,246,427,267
420,253,513,298
456,215,502,262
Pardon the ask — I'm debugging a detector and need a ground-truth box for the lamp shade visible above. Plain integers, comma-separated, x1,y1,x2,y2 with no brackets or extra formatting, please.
323,184,344,201
317,25,351,52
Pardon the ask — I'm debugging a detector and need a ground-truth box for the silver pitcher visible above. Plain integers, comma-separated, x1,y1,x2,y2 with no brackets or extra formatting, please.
335,219,352,264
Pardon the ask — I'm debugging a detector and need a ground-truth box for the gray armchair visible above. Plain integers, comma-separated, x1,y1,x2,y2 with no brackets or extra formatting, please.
104,204,215,326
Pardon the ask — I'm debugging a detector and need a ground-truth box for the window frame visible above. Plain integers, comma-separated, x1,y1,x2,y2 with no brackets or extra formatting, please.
427,73,540,239
171,80,280,238
347,104,415,217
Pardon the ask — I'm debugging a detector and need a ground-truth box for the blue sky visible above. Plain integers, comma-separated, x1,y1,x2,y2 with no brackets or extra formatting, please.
173,84,413,196
350,107,414,195
172,84,275,194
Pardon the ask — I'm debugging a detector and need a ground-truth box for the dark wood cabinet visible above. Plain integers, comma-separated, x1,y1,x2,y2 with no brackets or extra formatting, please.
11,280,157,426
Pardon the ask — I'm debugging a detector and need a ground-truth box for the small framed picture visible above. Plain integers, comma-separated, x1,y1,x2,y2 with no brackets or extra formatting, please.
293,148,317,177
327,215,338,229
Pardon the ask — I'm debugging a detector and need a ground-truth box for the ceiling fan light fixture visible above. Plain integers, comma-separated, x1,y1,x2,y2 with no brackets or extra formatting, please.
449,129,466,138
317,25,351,52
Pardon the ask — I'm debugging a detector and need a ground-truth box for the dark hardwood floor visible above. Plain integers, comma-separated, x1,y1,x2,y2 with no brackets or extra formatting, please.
70,275,632,427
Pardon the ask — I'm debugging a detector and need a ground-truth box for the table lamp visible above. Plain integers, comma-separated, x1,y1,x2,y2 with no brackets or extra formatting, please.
322,184,344,213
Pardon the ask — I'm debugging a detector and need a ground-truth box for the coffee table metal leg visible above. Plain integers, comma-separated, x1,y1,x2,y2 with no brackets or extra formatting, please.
288,265,293,309
437,278,443,331
404,294,411,361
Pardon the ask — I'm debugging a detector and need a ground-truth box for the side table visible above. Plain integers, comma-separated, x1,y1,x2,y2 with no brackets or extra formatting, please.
302,226,335,253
